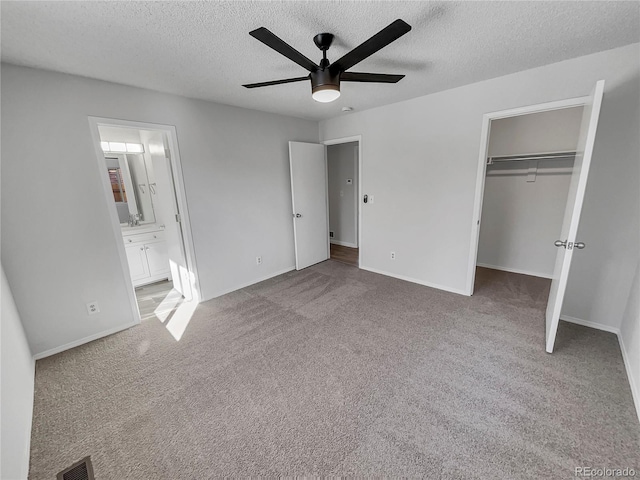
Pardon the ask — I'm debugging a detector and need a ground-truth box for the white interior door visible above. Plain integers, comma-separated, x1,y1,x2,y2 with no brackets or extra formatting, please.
142,131,193,301
545,80,605,353
289,141,329,270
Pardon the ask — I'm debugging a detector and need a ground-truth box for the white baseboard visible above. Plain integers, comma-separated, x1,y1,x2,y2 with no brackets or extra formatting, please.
330,240,358,248
619,333,640,423
477,263,552,279
33,321,139,360
22,362,35,480
208,266,296,299
359,265,468,296
559,315,620,334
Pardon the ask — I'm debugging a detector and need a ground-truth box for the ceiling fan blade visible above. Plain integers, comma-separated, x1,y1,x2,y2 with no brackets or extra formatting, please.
249,27,318,72
242,76,309,88
330,19,411,74
340,72,405,83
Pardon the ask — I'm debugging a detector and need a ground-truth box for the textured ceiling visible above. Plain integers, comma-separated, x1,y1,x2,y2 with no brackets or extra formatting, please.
2,1,638,120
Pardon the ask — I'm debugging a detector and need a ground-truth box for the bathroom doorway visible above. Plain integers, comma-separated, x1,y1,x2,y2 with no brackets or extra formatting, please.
89,118,200,325
326,139,360,267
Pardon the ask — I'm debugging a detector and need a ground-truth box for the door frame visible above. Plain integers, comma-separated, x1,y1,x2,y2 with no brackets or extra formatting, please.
88,117,201,326
465,97,589,296
322,135,362,266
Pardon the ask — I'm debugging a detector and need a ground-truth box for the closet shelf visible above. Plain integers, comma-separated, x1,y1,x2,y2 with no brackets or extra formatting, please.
487,151,576,165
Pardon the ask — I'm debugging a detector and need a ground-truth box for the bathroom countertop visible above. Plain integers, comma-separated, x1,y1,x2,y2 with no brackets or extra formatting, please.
121,224,165,235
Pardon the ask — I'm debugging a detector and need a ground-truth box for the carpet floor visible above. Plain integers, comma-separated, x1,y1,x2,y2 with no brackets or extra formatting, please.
28,263,639,479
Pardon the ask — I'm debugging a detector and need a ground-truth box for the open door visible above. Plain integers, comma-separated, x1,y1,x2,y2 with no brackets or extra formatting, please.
289,141,329,270
546,80,605,353
142,131,194,301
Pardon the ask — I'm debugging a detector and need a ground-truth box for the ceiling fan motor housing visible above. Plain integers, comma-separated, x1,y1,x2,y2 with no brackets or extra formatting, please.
311,68,340,95
311,32,339,95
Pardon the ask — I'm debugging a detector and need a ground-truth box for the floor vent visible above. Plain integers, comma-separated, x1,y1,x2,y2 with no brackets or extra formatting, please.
57,456,95,480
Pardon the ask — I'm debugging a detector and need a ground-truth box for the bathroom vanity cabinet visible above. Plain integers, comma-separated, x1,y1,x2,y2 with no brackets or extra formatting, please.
123,227,170,287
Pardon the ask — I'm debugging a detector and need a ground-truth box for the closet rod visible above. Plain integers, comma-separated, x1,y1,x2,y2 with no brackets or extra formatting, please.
487,151,576,165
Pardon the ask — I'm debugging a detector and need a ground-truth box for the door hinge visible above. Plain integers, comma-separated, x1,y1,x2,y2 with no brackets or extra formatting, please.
527,160,538,183
175,213,181,223
165,148,172,160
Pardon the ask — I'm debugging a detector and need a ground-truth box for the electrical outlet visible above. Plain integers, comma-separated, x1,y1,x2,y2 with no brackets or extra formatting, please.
390,251,396,260
256,256,262,265
86,302,100,315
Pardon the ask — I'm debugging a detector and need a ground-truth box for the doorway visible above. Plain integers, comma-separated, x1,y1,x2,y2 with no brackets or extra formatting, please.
476,106,584,284
473,106,583,328
288,136,362,270
89,118,200,326
467,81,605,352
327,141,359,267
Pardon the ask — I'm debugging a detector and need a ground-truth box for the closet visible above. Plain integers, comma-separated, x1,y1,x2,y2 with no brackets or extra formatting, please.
477,106,584,280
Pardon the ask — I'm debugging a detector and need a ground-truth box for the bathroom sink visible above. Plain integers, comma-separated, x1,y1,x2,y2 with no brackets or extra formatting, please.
121,224,164,234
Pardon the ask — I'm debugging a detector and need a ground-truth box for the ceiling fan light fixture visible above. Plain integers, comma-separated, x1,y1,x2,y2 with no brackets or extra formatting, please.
312,84,341,103
243,20,411,102
311,68,340,103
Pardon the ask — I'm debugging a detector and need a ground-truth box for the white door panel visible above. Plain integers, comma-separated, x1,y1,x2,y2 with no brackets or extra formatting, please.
289,141,329,270
144,131,193,301
546,80,605,353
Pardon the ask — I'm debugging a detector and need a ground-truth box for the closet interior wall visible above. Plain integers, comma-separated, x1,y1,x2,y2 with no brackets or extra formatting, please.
477,107,584,278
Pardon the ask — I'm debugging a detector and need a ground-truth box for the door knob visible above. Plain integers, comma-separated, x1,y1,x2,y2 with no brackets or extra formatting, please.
574,242,586,249
554,240,567,248
294,213,302,218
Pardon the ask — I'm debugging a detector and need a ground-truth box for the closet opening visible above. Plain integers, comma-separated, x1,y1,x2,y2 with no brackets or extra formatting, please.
326,141,359,267
473,106,584,298
89,118,200,340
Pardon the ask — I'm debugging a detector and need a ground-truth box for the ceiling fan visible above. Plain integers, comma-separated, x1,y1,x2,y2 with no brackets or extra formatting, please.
243,19,412,103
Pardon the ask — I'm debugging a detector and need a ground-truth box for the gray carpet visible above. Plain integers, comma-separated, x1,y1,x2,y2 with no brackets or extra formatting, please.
29,263,639,479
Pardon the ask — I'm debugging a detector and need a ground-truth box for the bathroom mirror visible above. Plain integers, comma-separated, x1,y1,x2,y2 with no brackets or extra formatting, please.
105,154,156,225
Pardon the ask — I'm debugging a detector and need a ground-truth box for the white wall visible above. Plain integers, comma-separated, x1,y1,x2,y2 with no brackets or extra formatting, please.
488,107,584,157
478,161,573,277
98,125,142,143
320,43,640,331
620,261,640,421
1,265,35,480
477,108,583,277
1,64,318,357
327,143,358,247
